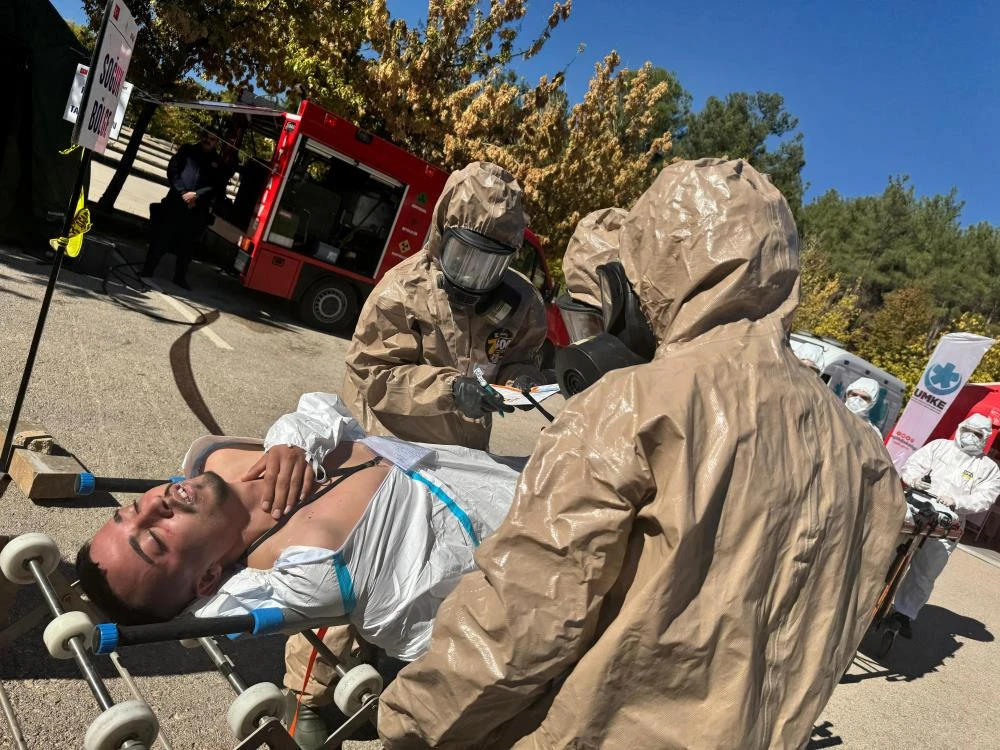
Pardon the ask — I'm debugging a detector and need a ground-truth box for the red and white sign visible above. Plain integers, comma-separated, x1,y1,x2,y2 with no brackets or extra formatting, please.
885,332,995,468
72,1,138,153
63,63,132,141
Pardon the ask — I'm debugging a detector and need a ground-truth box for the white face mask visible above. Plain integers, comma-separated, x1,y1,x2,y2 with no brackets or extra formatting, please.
846,395,872,416
958,429,987,455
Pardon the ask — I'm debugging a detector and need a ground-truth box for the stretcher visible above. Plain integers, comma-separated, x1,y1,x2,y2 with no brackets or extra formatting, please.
0,532,382,750
867,488,962,657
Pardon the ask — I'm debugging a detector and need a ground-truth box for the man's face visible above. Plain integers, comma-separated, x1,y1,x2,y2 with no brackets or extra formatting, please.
200,134,219,152
88,472,242,617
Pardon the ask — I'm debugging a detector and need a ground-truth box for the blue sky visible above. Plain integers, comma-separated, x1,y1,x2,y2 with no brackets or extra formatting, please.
55,0,997,225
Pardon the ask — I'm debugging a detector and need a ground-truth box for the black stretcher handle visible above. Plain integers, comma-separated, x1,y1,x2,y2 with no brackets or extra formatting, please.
75,473,184,495
96,614,259,653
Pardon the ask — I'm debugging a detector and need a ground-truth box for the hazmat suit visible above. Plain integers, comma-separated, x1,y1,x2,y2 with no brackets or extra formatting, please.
555,207,627,342
845,376,884,437
377,158,906,750
379,160,904,750
342,162,548,451
894,413,1000,626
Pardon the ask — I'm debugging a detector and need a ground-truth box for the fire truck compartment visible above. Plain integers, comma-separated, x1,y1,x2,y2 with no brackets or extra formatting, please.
265,138,405,278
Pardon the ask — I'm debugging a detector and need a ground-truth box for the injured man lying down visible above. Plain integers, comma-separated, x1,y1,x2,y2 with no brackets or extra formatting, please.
75,393,523,662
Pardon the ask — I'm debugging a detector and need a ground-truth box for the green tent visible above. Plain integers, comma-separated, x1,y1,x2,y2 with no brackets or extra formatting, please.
0,0,89,245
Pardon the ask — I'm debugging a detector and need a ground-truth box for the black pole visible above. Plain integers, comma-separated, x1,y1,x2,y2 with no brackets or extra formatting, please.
522,389,556,422
0,152,92,473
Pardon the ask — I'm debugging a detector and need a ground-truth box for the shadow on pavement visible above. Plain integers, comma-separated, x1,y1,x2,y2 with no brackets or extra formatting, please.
848,604,994,683
0,239,346,342
806,721,844,748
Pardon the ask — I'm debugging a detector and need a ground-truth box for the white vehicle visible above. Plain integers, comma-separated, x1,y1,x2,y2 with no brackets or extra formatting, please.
790,331,905,436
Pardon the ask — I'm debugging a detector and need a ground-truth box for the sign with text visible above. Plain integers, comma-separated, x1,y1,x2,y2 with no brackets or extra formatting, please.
63,64,133,141
72,0,138,153
885,332,995,468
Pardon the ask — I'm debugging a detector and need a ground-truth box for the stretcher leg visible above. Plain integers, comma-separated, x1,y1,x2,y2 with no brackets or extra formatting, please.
0,533,159,750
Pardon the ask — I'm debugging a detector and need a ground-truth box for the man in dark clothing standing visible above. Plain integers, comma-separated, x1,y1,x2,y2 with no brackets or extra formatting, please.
142,130,227,289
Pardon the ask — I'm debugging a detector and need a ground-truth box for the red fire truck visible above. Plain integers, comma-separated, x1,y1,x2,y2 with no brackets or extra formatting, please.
209,99,568,359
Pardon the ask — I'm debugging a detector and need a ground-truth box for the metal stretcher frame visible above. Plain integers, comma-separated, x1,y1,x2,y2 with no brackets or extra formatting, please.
866,488,962,657
0,532,381,750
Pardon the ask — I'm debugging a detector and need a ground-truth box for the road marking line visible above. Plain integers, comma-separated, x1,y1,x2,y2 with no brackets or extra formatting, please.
148,285,234,351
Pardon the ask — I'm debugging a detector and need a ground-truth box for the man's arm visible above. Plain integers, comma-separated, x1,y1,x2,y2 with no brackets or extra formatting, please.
955,460,1000,515
166,146,199,206
378,381,650,748
899,442,940,487
345,291,463,420
244,393,367,517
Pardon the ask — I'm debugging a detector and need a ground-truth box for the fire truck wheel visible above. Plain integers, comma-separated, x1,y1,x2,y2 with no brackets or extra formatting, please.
298,277,359,333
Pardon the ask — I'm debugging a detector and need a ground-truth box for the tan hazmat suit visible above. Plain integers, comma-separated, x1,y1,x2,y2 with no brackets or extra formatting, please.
342,161,548,452
378,159,906,749
562,206,627,308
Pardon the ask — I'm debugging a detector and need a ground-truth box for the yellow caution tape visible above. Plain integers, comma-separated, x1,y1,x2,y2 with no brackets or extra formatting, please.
49,147,90,257
49,203,91,258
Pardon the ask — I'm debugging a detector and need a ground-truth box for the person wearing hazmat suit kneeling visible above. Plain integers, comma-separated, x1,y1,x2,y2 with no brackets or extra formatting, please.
377,158,906,750
553,206,628,344
342,161,549,452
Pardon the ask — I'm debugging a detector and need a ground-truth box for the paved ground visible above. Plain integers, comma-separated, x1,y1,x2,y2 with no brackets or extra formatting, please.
2,239,999,750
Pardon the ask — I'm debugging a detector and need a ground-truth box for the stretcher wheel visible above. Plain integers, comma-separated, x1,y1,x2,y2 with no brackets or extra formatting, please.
0,532,60,584
334,664,382,716
83,700,159,750
227,682,284,741
43,610,95,659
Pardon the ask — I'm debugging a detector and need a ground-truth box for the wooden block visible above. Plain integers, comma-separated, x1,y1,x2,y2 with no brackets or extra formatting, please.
0,420,55,454
8,447,86,499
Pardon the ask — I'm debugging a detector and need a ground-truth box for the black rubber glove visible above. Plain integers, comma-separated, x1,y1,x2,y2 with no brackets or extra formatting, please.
507,374,541,392
453,377,513,419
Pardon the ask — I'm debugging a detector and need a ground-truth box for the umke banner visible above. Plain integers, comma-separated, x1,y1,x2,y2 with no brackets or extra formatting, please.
885,332,995,468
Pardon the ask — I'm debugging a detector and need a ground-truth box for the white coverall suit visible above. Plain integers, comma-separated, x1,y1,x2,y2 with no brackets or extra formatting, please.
895,414,1000,620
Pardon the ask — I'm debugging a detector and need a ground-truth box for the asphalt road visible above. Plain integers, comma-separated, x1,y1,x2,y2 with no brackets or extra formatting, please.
2,241,999,749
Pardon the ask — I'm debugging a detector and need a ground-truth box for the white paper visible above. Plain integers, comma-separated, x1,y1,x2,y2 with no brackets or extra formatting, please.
490,384,561,407
360,436,433,472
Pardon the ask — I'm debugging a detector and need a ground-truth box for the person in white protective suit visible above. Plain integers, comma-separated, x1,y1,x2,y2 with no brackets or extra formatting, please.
892,412,1000,637
76,394,522,747
844,377,884,437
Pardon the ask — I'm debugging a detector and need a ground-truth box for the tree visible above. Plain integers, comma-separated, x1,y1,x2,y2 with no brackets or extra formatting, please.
81,0,317,209
230,1,669,255
442,53,671,257
792,245,861,343
66,20,96,51
800,177,998,318
673,92,805,217
619,66,690,160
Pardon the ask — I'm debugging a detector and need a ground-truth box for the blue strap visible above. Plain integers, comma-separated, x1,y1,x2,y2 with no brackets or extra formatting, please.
333,553,356,613
405,470,480,546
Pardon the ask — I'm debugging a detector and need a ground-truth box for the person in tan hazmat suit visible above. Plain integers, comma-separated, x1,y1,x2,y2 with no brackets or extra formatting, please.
341,161,549,452
377,158,906,750
554,206,628,344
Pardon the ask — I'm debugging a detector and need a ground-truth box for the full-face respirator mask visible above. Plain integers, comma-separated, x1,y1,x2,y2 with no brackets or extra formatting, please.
554,262,657,396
